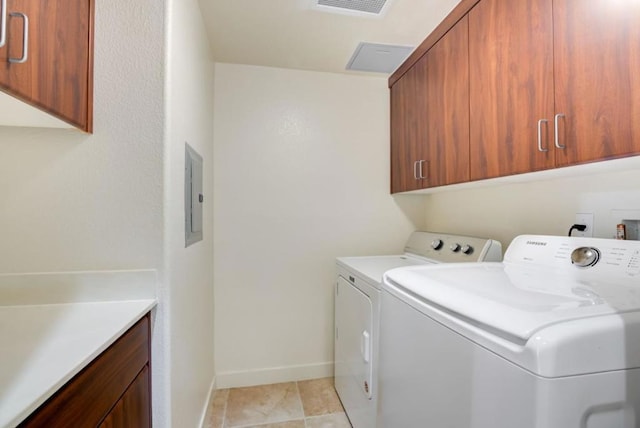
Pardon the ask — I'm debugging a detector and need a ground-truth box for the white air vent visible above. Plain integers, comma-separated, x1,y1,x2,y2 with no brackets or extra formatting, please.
346,42,414,74
317,0,388,15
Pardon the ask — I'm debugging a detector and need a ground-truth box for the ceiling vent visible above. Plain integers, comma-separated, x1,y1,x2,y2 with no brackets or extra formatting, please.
346,42,414,74
316,0,389,15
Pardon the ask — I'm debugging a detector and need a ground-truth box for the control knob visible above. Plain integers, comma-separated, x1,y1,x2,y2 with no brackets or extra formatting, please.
450,243,461,252
431,239,444,250
461,244,474,255
571,247,600,267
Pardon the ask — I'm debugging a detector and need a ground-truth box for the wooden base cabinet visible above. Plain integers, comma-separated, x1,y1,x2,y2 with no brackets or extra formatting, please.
100,366,151,428
0,0,94,132
19,314,151,428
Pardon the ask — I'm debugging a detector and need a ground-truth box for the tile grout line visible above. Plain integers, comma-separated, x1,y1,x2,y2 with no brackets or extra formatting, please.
295,380,309,428
221,389,229,428
222,379,347,428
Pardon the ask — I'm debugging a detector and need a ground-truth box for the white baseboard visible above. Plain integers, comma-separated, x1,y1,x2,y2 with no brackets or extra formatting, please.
215,362,334,389
198,376,217,428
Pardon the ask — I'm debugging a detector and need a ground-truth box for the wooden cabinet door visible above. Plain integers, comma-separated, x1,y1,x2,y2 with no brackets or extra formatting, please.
469,0,555,180
100,366,151,428
425,16,470,187
390,57,428,193
553,0,640,166
0,0,93,131
0,0,32,96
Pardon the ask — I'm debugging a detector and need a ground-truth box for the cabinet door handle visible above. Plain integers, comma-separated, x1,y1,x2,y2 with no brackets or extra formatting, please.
0,0,6,48
554,113,566,149
8,12,28,64
418,160,428,180
537,119,549,152
413,160,419,180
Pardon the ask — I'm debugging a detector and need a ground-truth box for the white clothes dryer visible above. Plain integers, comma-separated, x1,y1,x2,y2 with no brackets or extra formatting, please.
334,231,502,428
379,234,640,428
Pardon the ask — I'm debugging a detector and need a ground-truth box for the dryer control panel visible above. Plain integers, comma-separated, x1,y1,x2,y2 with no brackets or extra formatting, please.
404,231,502,263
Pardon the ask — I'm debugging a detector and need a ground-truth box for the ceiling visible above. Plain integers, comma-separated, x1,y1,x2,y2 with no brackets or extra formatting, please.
198,0,461,76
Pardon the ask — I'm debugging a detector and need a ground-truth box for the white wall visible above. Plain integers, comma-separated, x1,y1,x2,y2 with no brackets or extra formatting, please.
0,0,217,426
212,63,426,387
0,2,164,274
0,0,169,422
164,0,215,426
424,167,640,248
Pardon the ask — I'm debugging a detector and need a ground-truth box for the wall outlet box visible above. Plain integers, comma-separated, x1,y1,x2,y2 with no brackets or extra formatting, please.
575,213,594,237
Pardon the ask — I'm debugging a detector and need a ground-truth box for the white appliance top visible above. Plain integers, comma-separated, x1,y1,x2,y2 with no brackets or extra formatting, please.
383,234,640,377
336,254,433,286
337,231,502,288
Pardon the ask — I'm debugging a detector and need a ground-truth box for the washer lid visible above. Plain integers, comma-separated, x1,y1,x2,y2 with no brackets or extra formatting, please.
384,262,640,343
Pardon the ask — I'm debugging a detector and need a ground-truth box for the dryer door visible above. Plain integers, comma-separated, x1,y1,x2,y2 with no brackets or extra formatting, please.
335,276,374,406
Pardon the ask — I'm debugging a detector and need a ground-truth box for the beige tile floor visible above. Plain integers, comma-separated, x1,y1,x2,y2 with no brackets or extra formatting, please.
203,377,352,428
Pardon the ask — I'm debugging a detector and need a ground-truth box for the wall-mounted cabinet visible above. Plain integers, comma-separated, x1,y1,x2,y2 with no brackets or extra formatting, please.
390,54,426,193
390,17,469,193
425,16,469,188
553,0,640,167
0,0,94,132
468,0,555,180
390,0,640,192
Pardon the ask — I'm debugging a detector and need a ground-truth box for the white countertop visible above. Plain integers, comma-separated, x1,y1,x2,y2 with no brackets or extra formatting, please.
0,270,157,428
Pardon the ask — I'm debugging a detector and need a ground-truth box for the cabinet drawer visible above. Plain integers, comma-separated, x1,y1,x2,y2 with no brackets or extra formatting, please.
19,314,150,427
99,365,151,428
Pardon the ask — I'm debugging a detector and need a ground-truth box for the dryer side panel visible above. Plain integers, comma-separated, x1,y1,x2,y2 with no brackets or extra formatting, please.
335,276,374,428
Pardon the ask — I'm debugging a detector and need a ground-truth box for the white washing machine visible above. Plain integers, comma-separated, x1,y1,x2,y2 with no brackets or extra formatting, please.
334,231,502,428
379,234,640,428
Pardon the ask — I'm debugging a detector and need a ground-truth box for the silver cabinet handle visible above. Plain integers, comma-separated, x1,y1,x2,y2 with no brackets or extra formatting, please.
554,113,566,149
8,12,28,64
418,160,427,180
413,161,419,180
0,0,6,48
537,119,549,152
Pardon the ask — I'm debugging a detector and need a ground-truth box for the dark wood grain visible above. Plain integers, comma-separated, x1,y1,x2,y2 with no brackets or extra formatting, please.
0,0,32,98
390,57,428,193
553,0,640,166
99,365,151,428
425,16,470,187
19,315,150,428
468,0,555,180
389,0,480,88
0,0,94,132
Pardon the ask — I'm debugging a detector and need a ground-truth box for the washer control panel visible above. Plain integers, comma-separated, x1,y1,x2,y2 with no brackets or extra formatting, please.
506,235,640,277
571,247,601,267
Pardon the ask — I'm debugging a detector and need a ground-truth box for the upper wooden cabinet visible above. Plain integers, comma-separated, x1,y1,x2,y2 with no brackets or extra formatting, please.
390,17,469,193
469,0,640,180
390,55,427,193
425,16,469,187
390,0,640,190
553,0,640,167
0,0,94,132
468,0,555,180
